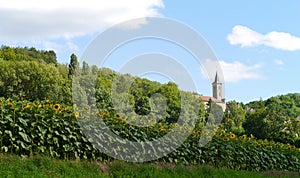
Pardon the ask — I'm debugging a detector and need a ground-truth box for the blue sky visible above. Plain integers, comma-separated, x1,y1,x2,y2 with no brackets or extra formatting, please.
1,0,300,103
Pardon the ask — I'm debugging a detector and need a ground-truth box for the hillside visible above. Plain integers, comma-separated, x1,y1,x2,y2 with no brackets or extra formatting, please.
1,46,300,173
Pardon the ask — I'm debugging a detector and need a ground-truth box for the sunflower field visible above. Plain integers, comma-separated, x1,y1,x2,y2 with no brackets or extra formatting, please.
1,97,300,172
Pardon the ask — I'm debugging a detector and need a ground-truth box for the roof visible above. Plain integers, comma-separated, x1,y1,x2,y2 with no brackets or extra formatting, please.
195,95,223,103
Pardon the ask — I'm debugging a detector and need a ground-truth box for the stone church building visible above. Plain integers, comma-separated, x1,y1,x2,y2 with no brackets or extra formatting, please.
196,72,226,111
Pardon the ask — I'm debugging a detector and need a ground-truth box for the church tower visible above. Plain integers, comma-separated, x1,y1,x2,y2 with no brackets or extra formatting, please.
212,72,222,100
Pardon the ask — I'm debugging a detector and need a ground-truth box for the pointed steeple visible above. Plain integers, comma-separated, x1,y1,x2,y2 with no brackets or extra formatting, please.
213,72,221,84
212,71,222,100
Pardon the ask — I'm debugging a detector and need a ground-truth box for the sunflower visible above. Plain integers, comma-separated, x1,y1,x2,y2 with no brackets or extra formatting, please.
7,101,13,107
223,137,229,142
46,102,51,106
115,114,120,118
230,133,236,139
24,104,31,109
54,104,61,111
74,112,80,118
242,134,247,140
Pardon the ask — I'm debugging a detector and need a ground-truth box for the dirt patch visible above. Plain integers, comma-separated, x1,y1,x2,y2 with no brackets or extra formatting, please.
153,162,177,169
97,162,110,176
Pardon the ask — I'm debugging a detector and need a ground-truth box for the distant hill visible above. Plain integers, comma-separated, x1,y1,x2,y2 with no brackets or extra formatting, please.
245,93,300,119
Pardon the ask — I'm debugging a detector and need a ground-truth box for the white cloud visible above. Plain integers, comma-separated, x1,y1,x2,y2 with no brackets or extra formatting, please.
219,61,263,82
274,59,284,65
0,0,164,41
202,59,263,83
227,25,300,51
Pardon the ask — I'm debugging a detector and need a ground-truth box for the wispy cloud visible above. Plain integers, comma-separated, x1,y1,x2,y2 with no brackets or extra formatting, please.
0,0,164,41
227,25,300,51
274,59,284,65
202,59,263,83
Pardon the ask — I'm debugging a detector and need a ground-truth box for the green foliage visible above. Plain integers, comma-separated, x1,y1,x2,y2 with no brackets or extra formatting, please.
0,60,70,103
0,45,57,64
243,93,300,144
2,45,300,173
0,154,106,178
82,61,91,75
245,93,300,119
3,154,294,178
109,161,267,178
223,101,246,135
0,98,104,160
68,53,80,78
1,97,300,172
157,82,181,123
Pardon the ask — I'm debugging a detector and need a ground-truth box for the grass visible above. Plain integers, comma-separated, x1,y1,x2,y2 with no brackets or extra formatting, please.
0,153,299,178
109,161,266,178
0,154,106,178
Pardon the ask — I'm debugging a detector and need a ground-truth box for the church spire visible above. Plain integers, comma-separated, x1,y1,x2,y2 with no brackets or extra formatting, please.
212,71,222,100
213,72,221,84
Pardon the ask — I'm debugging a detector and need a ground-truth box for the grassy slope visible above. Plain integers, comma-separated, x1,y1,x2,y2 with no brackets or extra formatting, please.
0,154,299,178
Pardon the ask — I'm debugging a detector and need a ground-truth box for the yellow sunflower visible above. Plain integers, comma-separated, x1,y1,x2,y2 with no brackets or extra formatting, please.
74,112,80,118
230,133,236,139
54,104,61,111
46,102,51,106
24,104,31,109
223,137,230,142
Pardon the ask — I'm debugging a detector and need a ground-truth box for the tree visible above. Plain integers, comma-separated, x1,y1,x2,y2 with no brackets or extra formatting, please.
206,99,223,127
134,96,151,115
223,101,246,135
68,53,79,78
243,104,292,142
0,60,69,103
43,50,57,64
91,65,99,75
157,82,181,123
1,46,16,61
129,78,160,118
263,104,290,141
0,46,58,64
82,61,91,75
243,108,266,139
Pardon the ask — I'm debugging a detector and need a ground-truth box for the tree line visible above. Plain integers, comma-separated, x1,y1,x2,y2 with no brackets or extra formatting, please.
223,94,300,145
